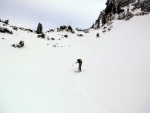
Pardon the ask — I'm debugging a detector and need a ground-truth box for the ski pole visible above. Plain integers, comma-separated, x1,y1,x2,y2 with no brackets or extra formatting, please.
72,63,76,66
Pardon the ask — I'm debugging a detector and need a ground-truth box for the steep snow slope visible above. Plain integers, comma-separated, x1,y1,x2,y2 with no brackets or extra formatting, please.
80,15,150,113
0,14,150,113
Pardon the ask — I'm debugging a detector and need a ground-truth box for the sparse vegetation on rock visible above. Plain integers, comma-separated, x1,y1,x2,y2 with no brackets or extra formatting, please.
0,27,13,34
37,33,45,38
77,34,84,37
92,0,150,29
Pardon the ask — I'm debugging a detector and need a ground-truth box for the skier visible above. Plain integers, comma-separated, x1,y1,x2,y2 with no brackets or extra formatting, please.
75,59,82,72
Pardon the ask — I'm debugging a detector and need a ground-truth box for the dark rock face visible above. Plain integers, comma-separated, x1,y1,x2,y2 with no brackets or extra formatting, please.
0,27,13,34
92,0,150,29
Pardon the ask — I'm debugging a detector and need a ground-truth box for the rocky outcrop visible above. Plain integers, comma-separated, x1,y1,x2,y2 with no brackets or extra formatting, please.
92,0,150,29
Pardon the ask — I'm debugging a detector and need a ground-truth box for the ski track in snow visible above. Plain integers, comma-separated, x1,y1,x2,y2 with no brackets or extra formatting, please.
73,72,121,113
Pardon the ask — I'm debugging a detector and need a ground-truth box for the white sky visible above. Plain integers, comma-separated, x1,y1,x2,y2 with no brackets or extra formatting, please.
0,0,106,31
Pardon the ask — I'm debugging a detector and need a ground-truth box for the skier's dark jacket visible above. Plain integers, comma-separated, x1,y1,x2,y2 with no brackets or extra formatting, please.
77,59,82,66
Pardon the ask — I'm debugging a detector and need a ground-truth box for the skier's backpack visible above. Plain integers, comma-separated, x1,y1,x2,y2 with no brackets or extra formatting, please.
77,59,82,64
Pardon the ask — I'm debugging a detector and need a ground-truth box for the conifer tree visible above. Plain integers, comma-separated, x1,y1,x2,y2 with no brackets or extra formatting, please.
36,23,43,34
4,20,9,24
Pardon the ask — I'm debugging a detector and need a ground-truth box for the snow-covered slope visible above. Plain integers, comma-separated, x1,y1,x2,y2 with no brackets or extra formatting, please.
0,14,150,113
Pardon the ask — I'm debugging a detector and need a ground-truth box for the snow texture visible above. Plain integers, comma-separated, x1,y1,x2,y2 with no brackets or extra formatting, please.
0,14,150,113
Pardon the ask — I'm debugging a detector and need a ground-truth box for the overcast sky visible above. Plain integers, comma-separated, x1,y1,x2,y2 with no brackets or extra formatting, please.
0,0,106,31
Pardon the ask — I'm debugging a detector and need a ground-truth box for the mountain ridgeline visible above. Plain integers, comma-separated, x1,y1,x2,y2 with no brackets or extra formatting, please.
0,0,150,35
92,0,150,29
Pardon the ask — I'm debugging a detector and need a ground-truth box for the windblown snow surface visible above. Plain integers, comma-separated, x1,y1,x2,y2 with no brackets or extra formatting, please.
0,14,150,113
